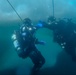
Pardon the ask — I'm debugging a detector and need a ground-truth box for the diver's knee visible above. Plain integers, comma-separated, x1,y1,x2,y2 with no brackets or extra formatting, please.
17,50,26,58
18,53,24,58
40,57,45,66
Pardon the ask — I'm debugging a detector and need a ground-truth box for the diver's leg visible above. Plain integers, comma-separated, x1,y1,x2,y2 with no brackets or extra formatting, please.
32,51,45,72
29,48,45,75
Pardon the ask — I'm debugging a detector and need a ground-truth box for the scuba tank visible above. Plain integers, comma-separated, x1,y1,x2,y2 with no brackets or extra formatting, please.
12,30,24,51
12,30,30,58
12,29,34,58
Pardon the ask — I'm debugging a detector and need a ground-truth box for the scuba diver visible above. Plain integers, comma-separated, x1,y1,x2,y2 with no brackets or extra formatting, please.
47,17,76,61
12,18,45,75
38,16,76,62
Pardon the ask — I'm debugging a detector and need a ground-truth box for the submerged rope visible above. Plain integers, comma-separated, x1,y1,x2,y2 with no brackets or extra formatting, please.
7,0,23,22
52,0,54,17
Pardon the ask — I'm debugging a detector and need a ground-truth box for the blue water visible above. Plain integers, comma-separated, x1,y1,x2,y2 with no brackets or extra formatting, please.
0,21,76,75
0,0,76,74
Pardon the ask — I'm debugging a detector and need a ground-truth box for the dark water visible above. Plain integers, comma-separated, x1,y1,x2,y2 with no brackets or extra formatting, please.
0,21,76,75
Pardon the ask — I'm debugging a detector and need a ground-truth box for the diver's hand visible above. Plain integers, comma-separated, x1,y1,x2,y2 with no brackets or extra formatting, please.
36,21,44,28
39,41,46,45
35,39,46,45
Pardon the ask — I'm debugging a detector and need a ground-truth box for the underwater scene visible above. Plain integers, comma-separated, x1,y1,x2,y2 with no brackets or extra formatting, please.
0,0,76,75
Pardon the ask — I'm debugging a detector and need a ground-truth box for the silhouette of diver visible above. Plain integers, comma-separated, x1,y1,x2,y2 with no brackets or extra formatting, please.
38,16,76,62
12,18,45,75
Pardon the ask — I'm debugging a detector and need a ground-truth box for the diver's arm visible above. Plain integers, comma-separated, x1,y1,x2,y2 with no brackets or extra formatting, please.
35,39,46,45
36,21,47,29
36,21,57,30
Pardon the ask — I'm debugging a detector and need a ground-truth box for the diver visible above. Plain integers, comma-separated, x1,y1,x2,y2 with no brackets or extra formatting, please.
38,16,76,62
50,17,76,61
12,18,45,75
46,17,76,61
